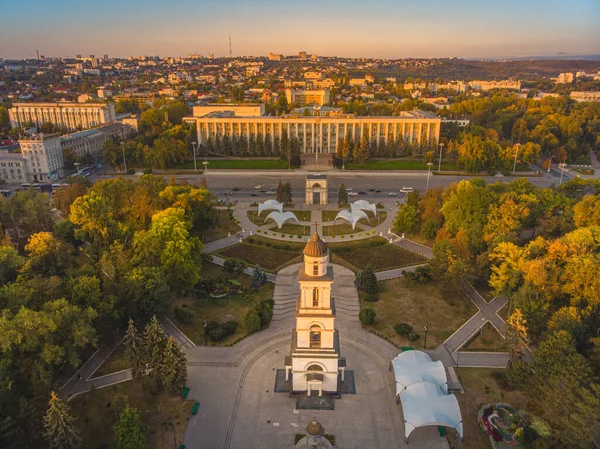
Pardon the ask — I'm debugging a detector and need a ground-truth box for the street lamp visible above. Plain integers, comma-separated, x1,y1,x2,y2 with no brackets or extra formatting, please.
192,141,198,172
426,162,433,191
120,141,127,173
547,155,556,173
423,324,429,349
437,142,444,173
203,320,208,346
512,143,521,174
74,162,81,175
559,162,567,186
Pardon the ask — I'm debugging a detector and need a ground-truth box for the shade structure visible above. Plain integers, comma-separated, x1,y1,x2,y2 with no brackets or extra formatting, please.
391,350,447,395
264,211,299,229
392,350,463,441
401,381,463,440
350,200,377,217
258,199,283,216
334,209,368,230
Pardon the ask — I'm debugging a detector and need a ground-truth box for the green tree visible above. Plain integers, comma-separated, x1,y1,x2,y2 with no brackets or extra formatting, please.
125,319,145,382
142,316,168,394
338,183,348,205
165,101,191,125
0,244,24,285
21,232,69,277
102,137,122,169
115,99,141,114
53,183,87,216
163,337,187,395
573,194,600,227
359,307,376,325
113,405,148,449
353,128,370,164
393,204,419,234
251,265,267,287
43,392,81,449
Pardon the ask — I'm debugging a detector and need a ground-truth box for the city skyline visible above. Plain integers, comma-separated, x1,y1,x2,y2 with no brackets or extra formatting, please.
1,0,599,60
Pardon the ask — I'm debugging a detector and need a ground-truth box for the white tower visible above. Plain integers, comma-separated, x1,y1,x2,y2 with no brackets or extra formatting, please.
288,232,341,396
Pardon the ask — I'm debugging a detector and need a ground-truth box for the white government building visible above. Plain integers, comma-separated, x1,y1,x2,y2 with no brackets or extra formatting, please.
18,134,64,181
187,104,441,156
9,102,117,131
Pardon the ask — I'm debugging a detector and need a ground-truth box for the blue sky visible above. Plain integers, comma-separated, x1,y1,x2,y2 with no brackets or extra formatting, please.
1,0,598,59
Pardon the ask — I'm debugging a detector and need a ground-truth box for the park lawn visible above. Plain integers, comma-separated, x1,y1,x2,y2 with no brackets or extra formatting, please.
472,278,496,302
345,160,458,171
278,223,311,236
70,381,193,449
177,159,288,169
323,223,358,236
288,210,312,222
405,232,435,248
450,368,528,449
462,322,507,352
322,210,341,222
200,209,240,243
94,342,128,377
330,239,426,271
218,240,303,272
363,278,477,348
366,211,387,227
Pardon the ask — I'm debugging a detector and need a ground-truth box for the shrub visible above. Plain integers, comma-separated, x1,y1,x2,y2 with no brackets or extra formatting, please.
421,219,439,240
247,237,255,244
355,265,377,294
245,312,262,332
394,323,413,337
207,320,238,341
173,306,194,324
223,258,248,274
364,293,379,302
257,299,274,326
256,229,261,233
402,265,432,285
408,332,420,342
126,168,135,175
142,168,153,174
250,265,267,287
359,308,376,325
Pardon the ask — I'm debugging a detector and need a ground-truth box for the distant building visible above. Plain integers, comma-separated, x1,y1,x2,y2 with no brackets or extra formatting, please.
570,91,600,102
60,123,126,162
18,134,64,181
77,94,94,103
556,72,575,84
349,75,373,86
192,103,265,117
9,102,117,131
269,53,283,61
0,152,30,184
468,80,521,91
97,88,113,98
90,55,98,68
286,89,330,106
299,51,308,60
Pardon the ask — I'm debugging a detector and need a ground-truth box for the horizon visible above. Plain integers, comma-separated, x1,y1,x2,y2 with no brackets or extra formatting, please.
1,0,599,60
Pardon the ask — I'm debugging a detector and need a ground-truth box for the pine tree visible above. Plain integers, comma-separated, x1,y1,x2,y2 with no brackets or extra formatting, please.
113,405,149,449
282,182,292,204
142,316,168,394
125,319,145,382
276,179,284,203
338,183,348,205
163,337,188,395
43,392,81,449
251,265,267,287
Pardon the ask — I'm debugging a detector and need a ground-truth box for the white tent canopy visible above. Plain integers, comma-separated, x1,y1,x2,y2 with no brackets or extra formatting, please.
392,350,463,442
391,350,447,395
351,200,377,217
264,211,299,229
334,209,368,230
258,200,283,216
401,381,464,440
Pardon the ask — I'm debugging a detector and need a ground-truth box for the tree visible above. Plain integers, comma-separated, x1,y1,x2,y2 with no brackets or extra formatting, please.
393,205,418,234
251,265,267,287
338,183,348,205
43,392,81,449
573,194,600,227
141,316,168,394
506,309,529,366
456,134,500,172
21,232,69,277
163,337,187,395
356,265,377,294
102,137,122,169
115,99,141,114
54,183,87,216
113,407,148,449
359,308,376,325
276,179,284,203
353,128,370,164
0,244,24,285
125,320,145,382
144,137,187,169
165,101,191,125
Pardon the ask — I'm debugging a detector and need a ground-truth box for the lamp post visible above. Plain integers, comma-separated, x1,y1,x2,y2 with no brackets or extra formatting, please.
437,142,444,173
192,141,198,172
203,320,208,346
547,155,556,173
559,162,567,185
120,141,127,173
426,162,433,191
74,162,81,175
512,143,521,174
423,324,428,349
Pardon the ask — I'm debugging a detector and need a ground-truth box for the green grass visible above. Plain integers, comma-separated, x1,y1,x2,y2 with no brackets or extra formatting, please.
170,263,274,345
322,210,341,222
277,223,311,236
199,209,240,243
323,223,359,236
329,238,426,271
462,322,507,352
405,232,435,248
94,343,128,377
70,381,193,449
472,278,496,303
177,159,288,169
366,211,387,227
217,237,303,272
363,277,477,348
345,160,458,170
288,210,312,222
451,368,528,449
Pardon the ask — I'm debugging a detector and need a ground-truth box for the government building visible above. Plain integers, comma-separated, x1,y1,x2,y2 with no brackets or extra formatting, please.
9,102,117,131
186,104,441,156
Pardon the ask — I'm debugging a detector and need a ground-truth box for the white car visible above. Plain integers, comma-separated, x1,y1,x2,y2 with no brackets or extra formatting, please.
388,192,398,196
400,186,414,193
255,184,262,190
346,187,353,191
348,191,359,197
266,190,276,195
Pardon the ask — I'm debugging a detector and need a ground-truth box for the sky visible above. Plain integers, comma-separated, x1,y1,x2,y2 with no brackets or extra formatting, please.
1,0,599,60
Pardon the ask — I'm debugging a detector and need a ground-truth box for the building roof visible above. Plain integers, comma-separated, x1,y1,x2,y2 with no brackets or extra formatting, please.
306,174,327,180
306,418,324,436
303,232,328,257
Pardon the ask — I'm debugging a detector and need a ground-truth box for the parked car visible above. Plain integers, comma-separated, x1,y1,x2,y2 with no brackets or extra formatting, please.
400,186,414,193
258,188,267,192
367,188,376,192
348,191,359,197
346,187,353,191
266,191,276,195
374,189,381,193
250,193,259,197
358,191,367,195
232,187,241,191
255,184,262,190
388,192,398,196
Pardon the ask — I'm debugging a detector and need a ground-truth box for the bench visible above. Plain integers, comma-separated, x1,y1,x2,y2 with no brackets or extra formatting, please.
438,426,446,437
191,401,200,415
181,387,190,399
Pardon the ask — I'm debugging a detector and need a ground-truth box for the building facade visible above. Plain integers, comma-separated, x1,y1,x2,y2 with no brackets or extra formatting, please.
570,91,600,102
286,89,330,106
191,109,441,154
0,152,30,184
9,102,117,131
192,103,265,117
60,123,126,162
18,135,64,181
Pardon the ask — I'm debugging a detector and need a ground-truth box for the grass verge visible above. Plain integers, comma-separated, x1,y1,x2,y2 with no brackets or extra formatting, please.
199,209,240,243
345,160,458,170
330,238,426,271
70,381,193,449
94,343,128,377
217,236,303,272
177,159,288,169
462,322,507,351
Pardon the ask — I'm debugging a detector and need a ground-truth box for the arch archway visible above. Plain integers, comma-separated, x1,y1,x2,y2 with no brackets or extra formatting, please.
310,325,321,348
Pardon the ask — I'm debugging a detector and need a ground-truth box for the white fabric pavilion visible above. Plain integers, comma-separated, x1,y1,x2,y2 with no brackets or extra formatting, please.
264,211,299,229
391,350,463,442
258,200,283,216
334,209,368,230
351,200,377,217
